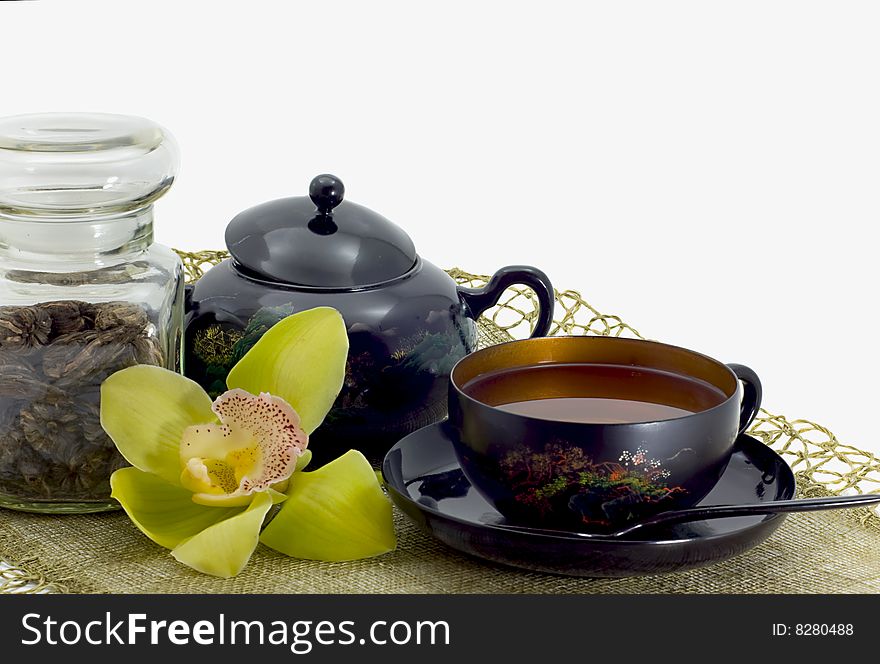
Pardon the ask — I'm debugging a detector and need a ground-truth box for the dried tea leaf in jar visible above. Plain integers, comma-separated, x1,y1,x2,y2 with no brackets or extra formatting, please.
132,336,165,366
45,328,142,388
94,301,150,332
0,351,60,400
41,300,93,336
0,306,53,352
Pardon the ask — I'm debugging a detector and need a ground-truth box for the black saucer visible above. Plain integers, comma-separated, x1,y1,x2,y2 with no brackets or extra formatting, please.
382,421,795,577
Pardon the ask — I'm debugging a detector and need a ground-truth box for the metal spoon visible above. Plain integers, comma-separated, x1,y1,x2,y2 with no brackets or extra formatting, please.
497,493,880,539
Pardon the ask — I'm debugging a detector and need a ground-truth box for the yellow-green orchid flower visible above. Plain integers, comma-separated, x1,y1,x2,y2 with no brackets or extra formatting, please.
100,307,396,578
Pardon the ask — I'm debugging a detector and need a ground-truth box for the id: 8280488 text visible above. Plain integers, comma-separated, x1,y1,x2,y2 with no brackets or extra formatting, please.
772,624,854,636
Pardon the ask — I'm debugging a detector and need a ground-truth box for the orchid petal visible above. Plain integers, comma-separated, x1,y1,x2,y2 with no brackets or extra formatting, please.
226,307,349,434
260,450,396,561
294,449,312,473
110,467,239,549
190,487,287,507
171,491,273,578
101,366,216,485
267,487,289,504
190,491,256,507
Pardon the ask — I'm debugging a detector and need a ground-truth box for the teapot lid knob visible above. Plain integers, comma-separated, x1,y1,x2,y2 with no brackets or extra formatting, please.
309,174,345,214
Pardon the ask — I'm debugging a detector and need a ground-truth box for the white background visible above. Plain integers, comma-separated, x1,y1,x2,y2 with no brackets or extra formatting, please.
2,1,878,453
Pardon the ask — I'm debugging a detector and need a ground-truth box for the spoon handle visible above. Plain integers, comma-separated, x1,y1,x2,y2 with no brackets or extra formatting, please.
614,493,880,537
496,494,880,540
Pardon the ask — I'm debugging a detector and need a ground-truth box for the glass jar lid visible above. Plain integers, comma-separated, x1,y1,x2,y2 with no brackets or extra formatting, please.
225,174,418,289
0,112,179,218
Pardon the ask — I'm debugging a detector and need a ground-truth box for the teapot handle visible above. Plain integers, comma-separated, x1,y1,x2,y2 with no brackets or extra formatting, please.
457,265,554,338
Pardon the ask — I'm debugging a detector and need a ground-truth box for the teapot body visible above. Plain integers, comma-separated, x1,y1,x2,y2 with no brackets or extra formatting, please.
185,257,476,462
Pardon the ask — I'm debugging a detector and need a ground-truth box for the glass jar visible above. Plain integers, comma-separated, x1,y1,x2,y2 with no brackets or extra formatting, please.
0,113,184,513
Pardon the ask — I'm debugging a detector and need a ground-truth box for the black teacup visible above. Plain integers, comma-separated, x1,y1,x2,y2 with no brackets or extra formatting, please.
447,337,762,531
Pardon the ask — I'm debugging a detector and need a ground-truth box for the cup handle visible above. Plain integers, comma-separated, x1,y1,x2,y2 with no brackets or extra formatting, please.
457,265,554,338
727,363,763,435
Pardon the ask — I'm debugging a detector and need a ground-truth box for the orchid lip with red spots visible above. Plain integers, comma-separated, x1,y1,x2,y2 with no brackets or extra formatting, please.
180,389,308,507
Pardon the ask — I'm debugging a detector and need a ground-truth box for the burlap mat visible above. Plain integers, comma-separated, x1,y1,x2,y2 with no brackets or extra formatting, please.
1,258,877,593
1,501,879,594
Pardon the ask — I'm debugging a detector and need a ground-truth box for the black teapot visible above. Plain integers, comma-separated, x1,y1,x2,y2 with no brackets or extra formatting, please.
184,174,553,462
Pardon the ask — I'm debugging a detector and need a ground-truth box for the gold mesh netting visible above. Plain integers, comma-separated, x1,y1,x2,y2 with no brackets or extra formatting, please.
176,250,880,523
0,560,68,594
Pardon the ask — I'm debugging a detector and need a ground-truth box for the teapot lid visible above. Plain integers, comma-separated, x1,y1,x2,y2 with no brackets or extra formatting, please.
225,174,417,289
